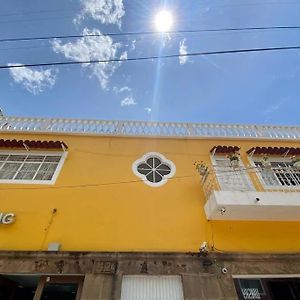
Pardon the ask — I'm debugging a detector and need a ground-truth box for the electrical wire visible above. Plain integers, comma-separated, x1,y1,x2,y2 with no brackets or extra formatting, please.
0,163,295,191
1,26,300,43
0,174,197,191
1,46,300,70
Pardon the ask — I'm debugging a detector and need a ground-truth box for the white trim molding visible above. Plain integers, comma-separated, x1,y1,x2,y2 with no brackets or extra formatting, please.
132,152,176,187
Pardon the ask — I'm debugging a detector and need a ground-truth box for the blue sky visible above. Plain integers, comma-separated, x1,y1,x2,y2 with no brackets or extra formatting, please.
0,0,300,125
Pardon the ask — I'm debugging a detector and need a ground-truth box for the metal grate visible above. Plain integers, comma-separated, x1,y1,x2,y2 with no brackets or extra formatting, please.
121,275,184,300
255,162,300,187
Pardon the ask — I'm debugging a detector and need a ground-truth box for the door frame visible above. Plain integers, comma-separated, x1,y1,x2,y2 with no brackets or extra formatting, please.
33,275,84,300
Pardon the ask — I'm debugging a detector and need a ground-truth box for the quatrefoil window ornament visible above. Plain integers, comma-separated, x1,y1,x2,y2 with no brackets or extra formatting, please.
132,152,176,187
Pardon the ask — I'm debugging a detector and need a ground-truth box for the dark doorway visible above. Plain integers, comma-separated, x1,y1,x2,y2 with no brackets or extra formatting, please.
34,276,83,300
234,277,300,300
268,280,300,300
40,282,78,300
0,275,83,300
0,275,39,300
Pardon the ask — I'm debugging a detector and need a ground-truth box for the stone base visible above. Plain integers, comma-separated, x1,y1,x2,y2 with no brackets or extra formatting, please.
1,251,300,299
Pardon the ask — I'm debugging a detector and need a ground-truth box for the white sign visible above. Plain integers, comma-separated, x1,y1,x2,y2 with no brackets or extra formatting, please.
0,212,15,224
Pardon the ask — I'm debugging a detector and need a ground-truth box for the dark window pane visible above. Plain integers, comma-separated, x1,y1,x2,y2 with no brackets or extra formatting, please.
26,155,45,162
153,157,161,168
156,164,171,176
0,155,9,161
154,171,163,183
41,283,78,300
146,171,155,183
137,163,152,170
45,156,61,162
157,164,171,171
34,163,58,181
15,163,39,180
137,168,151,175
0,162,22,179
8,155,26,162
137,156,173,184
146,158,154,167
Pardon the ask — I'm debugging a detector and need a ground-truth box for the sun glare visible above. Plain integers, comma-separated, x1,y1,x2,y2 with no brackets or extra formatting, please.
155,10,173,32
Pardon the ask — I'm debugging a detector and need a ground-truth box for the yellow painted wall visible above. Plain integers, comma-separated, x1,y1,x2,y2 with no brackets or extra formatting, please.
1,132,300,253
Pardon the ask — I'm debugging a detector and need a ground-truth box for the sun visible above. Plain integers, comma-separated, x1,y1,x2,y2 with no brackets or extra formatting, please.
154,10,173,32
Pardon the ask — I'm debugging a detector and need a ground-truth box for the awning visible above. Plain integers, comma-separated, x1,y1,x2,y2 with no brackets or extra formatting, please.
210,145,240,154
247,147,300,156
0,139,68,150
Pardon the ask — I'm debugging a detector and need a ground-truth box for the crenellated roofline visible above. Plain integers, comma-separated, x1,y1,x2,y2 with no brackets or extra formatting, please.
0,115,300,140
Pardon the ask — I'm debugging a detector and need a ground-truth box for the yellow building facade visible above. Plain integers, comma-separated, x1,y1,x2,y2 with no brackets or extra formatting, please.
1,116,300,300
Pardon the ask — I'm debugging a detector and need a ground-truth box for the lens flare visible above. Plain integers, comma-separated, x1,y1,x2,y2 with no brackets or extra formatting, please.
155,10,173,32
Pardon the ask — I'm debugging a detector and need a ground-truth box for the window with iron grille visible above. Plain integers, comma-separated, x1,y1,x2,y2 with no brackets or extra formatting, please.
0,151,66,184
212,155,255,191
253,158,300,188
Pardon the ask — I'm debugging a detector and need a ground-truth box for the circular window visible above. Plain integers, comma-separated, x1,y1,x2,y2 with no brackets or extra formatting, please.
132,152,176,187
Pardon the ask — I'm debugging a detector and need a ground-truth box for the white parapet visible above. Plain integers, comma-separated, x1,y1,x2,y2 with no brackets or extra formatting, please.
204,190,300,221
1,115,300,140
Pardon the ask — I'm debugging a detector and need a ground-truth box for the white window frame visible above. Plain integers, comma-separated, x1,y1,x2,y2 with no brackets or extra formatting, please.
248,156,300,190
0,150,67,185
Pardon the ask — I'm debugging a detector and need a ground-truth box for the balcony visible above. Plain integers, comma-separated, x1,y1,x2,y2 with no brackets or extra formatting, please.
203,164,300,221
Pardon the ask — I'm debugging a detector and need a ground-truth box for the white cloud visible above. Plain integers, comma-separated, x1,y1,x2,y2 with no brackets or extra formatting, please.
76,0,125,27
52,28,122,89
131,40,136,51
113,85,136,106
8,64,57,95
144,107,152,114
118,86,131,93
179,39,189,65
120,51,127,60
263,99,286,115
121,96,136,106
113,85,131,94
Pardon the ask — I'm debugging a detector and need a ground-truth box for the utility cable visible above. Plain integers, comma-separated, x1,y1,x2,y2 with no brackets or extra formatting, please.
1,45,300,70
0,164,296,191
1,26,300,43
0,174,197,191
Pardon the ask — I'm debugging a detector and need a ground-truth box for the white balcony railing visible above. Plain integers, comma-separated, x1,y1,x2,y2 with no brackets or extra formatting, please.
202,166,300,221
1,116,300,140
202,165,300,199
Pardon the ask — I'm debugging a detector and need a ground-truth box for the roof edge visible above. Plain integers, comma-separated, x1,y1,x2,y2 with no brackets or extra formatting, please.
1,115,300,141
